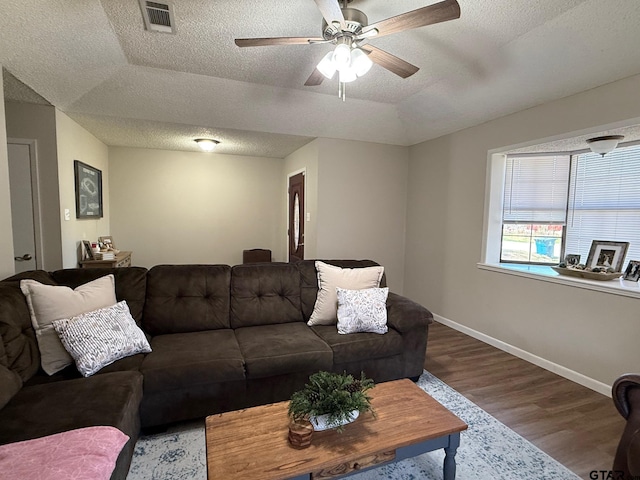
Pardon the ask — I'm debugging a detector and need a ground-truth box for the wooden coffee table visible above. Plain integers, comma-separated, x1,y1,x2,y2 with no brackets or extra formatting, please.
205,378,467,480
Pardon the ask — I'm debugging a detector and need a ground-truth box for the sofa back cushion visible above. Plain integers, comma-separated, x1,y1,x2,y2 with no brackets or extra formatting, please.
0,271,57,382
230,263,302,328
298,260,386,321
144,265,231,334
52,267,148,325
0,363,22,409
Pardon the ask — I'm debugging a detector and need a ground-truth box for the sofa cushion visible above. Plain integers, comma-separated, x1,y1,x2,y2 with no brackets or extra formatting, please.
20,275,117,375
53,301,152,377
235,323,333,379
308,261,384,326
141,330,245,393
310,325,403,364
144,265,231,334
0,426,128,480
0,371,143,446
0,364,22,410
52,267,148,325
230,263,303,328
0,283,46,382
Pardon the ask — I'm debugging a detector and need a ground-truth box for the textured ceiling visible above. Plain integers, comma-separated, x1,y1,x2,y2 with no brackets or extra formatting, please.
1,0,640,157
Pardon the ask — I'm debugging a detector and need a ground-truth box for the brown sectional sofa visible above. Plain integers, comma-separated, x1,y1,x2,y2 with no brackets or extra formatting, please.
0,260,433,480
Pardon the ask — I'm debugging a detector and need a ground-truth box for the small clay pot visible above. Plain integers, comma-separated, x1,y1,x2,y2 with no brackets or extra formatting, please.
288,419,313,449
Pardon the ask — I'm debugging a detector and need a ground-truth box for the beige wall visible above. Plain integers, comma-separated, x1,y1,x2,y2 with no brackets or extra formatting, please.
315,138,409,293
283,139,319,260
5,101,63,270
108,147,284,268
405,73,640,389
55,111,110,268
0,68,15,278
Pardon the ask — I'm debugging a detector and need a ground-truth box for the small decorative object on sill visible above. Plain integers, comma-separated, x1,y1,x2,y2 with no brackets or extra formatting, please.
288,371,375,433
551,265,622,281
288,419,313,449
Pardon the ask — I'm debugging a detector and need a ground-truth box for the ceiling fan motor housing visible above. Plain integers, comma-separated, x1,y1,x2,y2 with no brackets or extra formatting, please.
322,8,368,40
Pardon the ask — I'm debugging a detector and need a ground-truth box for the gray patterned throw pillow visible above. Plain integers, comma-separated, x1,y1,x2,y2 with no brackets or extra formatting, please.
53,301,151,377
336,287,389,335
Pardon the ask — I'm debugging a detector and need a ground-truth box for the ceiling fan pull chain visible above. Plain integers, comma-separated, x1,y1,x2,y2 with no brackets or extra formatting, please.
339,81,346,102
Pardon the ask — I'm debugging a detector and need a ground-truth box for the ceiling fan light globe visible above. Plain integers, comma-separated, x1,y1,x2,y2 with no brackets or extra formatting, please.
332,43,352,69
351,48,373,77
317,51,337,79
339,67,357,83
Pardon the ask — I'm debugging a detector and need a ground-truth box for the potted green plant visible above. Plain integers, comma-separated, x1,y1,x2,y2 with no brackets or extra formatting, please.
288,371,375,432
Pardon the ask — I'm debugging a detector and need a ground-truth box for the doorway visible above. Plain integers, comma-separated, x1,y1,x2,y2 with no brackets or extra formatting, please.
288,171,305,262
8,140,42,274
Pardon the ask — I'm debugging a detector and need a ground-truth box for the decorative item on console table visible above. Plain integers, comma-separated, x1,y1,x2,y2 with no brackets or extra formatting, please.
288,371,375,433
79,251,132,269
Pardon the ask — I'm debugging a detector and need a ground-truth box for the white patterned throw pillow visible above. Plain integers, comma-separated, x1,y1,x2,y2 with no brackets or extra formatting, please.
336,287,389,335
53,301,151,377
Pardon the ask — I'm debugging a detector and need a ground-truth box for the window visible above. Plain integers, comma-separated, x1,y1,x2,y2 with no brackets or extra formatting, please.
501,155,570,264
500,144,640,269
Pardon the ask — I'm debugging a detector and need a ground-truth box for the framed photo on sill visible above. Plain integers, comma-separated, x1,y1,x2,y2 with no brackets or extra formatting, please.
585,240,629,272
623,260,640,282
74,160,103,219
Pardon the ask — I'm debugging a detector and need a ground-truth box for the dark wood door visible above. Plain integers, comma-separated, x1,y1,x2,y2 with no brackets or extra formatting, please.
288,172,305,262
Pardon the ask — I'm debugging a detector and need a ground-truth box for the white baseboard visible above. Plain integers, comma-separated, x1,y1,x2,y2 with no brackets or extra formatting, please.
433,314,611,397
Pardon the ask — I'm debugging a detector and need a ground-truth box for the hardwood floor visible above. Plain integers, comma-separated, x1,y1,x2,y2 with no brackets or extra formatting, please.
424,321,625,479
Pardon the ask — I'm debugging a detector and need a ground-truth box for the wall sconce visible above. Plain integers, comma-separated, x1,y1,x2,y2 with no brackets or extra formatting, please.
586,135,624,156
195,139,220,152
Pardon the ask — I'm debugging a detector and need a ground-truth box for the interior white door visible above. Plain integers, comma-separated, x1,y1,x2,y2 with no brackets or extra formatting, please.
8,143,37,273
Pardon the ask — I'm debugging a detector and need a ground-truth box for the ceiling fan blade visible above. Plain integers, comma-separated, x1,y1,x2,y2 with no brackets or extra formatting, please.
361,45,419,78
313,0,346,29
363,0,460,38
235,37,324,47
304,68,326,86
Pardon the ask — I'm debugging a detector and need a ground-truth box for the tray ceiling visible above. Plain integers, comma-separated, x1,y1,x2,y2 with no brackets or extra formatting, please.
1,0,640,156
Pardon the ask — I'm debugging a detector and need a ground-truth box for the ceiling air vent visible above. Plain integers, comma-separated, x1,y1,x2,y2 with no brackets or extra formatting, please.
139,0,176,34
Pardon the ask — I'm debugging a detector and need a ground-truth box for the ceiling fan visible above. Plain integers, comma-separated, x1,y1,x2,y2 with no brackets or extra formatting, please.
235,0,461,101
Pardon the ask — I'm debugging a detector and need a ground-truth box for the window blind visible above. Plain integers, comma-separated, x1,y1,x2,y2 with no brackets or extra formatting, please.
565,144,640,269
503,155,570,223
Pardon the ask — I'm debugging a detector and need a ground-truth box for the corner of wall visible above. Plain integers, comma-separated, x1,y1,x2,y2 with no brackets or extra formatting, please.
0,66,16,278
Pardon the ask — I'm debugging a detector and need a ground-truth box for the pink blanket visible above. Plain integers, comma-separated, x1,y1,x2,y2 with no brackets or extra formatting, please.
0,426,129,480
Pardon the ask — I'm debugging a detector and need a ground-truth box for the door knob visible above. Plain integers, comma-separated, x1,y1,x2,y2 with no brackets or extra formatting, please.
14,254,32,261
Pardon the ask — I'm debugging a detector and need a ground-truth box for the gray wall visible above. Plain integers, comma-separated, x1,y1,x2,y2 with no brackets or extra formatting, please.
0,67,14,278
404,73,640,391
108,147,285,267
4,101,63,270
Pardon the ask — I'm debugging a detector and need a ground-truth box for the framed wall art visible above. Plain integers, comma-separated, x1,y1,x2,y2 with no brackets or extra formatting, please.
585,240,629,272
74,160,103,219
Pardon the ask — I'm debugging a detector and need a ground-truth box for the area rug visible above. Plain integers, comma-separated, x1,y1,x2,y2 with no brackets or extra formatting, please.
126,371,579,479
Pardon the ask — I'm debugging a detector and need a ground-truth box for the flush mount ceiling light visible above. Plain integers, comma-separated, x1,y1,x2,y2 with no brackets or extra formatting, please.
234,0,461,102
195,139,219,152
586,135,624,156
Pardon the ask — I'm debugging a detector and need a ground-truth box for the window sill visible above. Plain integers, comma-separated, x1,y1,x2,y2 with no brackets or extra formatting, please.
477,263,640,299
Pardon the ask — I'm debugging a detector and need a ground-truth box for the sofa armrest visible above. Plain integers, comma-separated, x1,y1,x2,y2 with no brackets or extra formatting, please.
613,373,640,419
386,292,433,333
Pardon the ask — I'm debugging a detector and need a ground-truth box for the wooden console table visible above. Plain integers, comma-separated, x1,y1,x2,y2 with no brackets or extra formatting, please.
79,251,132,269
